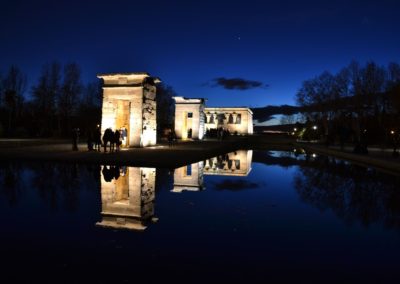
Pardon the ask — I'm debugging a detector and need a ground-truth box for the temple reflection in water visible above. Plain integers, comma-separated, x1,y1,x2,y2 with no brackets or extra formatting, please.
98,150,253,230
97,166,156,231
173,150,253,192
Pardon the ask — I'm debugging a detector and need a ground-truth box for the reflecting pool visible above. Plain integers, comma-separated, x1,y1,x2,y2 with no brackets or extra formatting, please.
1,150,400,283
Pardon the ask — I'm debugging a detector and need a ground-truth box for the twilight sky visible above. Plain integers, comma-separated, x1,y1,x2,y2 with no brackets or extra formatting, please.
1,0,400,107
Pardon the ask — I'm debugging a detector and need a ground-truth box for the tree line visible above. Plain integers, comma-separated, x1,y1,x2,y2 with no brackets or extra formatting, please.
295,60,400,147
0,62,175,138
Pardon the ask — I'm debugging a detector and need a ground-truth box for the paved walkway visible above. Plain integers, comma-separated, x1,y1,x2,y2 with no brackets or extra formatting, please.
0,138,251,168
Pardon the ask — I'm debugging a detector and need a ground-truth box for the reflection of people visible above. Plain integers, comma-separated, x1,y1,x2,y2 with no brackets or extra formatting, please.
102,165,121,182
120,166,127,176
102,166,114,182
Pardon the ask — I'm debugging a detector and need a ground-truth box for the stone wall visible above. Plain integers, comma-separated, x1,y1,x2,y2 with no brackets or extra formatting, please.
98,73,159,147
173,97,205,140
142,84,157,147
204,107,253,135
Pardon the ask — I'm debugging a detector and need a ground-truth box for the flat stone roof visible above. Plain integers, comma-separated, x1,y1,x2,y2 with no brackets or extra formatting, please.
205,107,253,114
97,73,161,84
173,96,206,104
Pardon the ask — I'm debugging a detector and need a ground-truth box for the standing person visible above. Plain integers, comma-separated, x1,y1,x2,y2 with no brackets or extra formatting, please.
115,129,121,152
72,128,79,151
121,126,127,147
95,124,102,151
87,130,94,151
168,129,173,147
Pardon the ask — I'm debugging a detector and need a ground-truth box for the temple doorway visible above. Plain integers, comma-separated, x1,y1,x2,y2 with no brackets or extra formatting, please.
116,100,130,147
183,112,193,139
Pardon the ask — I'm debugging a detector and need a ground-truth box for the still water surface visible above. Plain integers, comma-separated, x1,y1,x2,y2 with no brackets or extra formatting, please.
1,150,400,283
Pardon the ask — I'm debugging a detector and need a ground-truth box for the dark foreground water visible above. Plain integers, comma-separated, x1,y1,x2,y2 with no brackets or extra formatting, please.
1,150,400,283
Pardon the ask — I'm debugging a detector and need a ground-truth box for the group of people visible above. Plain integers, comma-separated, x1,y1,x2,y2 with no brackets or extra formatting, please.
101,127,127,152
73,125,127,152
204,127,230,140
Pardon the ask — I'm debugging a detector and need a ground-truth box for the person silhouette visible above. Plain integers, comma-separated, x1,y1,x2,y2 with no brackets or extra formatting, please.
72,128,80,151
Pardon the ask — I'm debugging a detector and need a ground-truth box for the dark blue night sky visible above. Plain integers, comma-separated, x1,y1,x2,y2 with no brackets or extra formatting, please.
1,0,399,107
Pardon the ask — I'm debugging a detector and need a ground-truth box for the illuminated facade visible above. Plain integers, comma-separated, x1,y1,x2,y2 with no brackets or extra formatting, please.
172,97,206,140
173,97,253,140
98,73,161,147
97,166,156,231
204,108,253,135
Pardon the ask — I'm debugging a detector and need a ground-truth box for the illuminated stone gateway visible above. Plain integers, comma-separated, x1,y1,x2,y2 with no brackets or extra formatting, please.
98,73,161,147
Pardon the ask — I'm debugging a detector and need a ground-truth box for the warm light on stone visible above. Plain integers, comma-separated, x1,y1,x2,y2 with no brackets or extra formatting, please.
97,72,160,147
172,150,253,192
173,97,253,140
204,107,253,135
96,166,156,231
172,97,206,140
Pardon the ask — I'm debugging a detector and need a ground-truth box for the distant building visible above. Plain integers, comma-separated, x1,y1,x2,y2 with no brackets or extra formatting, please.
97,73,161,147
204,107,253,135
172,96,253,140
172,97,206,140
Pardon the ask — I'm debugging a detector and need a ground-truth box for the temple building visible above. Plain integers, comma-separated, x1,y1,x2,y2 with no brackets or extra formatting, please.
97,73,161,147
98,72,253,147
204,107,253,136
96,166,156,231
172,97,253,140
172,97,206,140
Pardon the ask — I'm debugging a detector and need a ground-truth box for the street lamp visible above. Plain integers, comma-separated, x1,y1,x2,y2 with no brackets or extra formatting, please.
312,125,317,130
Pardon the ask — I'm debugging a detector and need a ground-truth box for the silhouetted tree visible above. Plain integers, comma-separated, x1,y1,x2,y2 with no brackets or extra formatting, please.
295,60,400,146
77,80,102,134
2,66,27,135
57,63,82,136
32,62,61,136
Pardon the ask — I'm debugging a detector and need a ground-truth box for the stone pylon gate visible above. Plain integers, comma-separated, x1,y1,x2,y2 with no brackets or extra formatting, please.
97,73,160,147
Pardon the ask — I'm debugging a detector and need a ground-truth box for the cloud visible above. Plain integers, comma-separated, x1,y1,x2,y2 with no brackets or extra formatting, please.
209,77,268,91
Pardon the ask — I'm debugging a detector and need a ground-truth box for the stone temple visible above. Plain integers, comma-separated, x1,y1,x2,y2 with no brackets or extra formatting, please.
173,96,253,140
98,72,253,147
97,73,161,147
